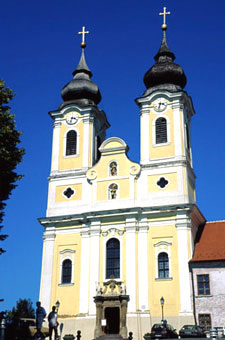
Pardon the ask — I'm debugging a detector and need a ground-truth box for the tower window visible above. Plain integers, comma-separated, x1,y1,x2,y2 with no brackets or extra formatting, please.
109,162,117,176
66,130,77,156
108,183,118,200
106,238,120,279
62,259,72,284
158,252,169,278
63,187,75,199
156,117,167,144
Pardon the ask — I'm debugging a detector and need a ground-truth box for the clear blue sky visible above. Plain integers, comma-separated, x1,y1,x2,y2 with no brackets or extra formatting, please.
1,0,225,312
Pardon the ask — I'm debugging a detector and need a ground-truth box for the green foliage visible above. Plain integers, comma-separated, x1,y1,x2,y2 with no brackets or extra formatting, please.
0,80,25,254
6,298,35,320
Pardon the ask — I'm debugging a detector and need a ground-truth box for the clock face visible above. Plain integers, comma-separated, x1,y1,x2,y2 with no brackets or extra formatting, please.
66,112,78,125
153,98,167,112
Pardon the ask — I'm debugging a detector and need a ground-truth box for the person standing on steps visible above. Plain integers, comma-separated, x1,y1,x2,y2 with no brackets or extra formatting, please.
36,301,47,338
48,306,59,340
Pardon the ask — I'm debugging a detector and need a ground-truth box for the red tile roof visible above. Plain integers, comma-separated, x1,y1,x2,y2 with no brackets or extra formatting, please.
190,221,225,262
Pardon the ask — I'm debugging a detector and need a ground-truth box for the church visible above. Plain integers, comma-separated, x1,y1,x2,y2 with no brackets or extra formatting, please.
38,8,207,339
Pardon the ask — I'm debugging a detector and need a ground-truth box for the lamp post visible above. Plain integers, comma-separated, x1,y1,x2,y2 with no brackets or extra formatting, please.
160,296,164,322
56,300,60,312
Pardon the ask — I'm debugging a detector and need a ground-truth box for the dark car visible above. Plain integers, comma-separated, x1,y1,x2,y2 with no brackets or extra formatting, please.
179,325,206,338
151,322,178,338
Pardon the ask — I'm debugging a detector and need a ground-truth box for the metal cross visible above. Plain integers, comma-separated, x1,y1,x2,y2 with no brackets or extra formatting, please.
159,7,171,26
78,26,89,44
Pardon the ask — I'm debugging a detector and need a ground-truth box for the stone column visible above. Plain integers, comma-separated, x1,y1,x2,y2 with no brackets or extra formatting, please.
120,297,128,338
94,299,103,338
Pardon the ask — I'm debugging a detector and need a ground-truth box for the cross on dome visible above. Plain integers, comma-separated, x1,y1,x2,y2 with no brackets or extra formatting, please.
78,26,89,48
159,7,171,30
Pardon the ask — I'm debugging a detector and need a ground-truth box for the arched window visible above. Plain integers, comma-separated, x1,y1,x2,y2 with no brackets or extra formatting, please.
108,183,118,200
62,259,72,283
106,238,120,279
158,252,169,278
66,130,77,156
156,117,167,144
109,162,117,176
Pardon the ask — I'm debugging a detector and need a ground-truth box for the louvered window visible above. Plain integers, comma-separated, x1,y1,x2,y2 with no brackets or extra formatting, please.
156,117,167,144
66,130,77,156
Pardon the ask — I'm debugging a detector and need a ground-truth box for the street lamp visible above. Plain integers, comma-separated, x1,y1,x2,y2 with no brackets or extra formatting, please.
55,300,60,312
160,296,164,322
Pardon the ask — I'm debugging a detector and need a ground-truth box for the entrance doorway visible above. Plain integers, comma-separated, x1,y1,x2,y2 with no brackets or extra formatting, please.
105,307,120,334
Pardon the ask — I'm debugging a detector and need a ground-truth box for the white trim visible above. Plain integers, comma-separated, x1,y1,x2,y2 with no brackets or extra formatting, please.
154,241,172,279
140,108,150,164
51,120,61,172
138,225,149,310
102,232,123,281
63,128,80,158
79,230,90,314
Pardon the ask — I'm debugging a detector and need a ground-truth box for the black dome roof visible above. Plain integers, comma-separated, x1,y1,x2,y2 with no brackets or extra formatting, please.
60,48,101,108
143,29,187,91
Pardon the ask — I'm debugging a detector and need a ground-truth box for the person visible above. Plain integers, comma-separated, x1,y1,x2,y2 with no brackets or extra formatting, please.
36,301,46,338
48,306,58,340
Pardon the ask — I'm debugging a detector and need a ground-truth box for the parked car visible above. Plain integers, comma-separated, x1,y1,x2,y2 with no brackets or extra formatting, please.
179,325,206,338
151,322,178,338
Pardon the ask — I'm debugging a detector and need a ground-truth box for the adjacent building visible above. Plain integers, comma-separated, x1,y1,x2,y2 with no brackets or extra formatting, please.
190,221,225,332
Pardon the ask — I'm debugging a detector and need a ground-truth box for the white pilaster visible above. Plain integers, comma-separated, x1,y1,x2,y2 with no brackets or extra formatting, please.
125,218,137,312
176,221,192,314
173,101,183,157
138,220,149,311
89,221,101,315
51,120,61,173
83,115,93,168
79,229,90,314
140,106,150,164
39,229,55,313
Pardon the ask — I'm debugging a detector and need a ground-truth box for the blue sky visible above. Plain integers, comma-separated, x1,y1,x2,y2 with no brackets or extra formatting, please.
1,0,225,311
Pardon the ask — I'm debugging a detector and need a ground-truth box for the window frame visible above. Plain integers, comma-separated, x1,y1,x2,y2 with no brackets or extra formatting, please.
197,274,210,296
158,252,169,279
154,241,172,280
152,116,170,147
63,128,79,158
198,314,211,331
106,238,120,279
59,249,75,285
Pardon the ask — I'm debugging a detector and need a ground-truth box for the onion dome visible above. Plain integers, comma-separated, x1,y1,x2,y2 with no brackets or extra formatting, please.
143,22,187,94
60,38,101,108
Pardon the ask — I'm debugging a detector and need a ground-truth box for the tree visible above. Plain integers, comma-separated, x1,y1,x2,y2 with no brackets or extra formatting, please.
6,298,35,320
0,80,24,254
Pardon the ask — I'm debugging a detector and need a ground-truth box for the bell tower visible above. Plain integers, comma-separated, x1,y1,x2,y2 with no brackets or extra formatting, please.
46,27,110,217
136,9,196,206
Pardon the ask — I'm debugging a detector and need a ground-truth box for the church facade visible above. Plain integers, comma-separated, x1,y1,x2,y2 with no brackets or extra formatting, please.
39,17,206,339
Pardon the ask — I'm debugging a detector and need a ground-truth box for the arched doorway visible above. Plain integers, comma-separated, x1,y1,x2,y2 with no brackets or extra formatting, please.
105,307,120,334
